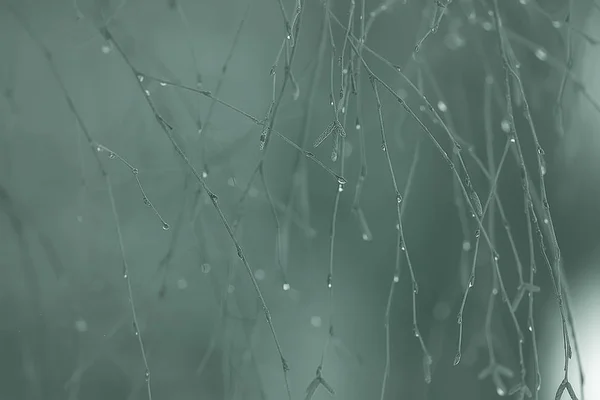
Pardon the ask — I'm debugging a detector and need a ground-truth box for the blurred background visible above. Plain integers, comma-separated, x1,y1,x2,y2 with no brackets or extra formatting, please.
0,0,599,399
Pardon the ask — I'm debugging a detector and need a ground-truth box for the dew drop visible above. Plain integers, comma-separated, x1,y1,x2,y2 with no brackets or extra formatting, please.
501,119,511,133
462,241,471,251
437,101,448,112
470,191,483,217
534,48,548,61
74,318,88,333
145,369,150,381
177,278,187,289
542,198,549,209
162,222,170,231
510,137,516,143
496,386,506,396
468,274,475,288
96,145,104,153
310,315,322,328
101,44,111,54
338,183,344,193
397,88,408,100
393,275,399,283
201,170,208,179
396,193,403,203
159,81,167,87
254,268,266,281
413,327,420,337
492,288,499,295
362,233,370,241
123,273,128,279
482,21,493,31
137,74,144,82
475,229,481,238
381,143,387,152
413,281,419,294
132,168,139,175
145,89,151,96
453,351,461,365
283,283,291,291
540,160,547,176
201,263,211,273
423,356,432,384
552,20,562,28
355,117,361,130
108,152,116,159
444,32,465,50
537,146,545,155
543,218,549,224
337,175,347,185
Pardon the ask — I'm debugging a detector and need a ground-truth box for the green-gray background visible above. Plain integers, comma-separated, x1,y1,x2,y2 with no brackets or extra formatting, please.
1,0,599,399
